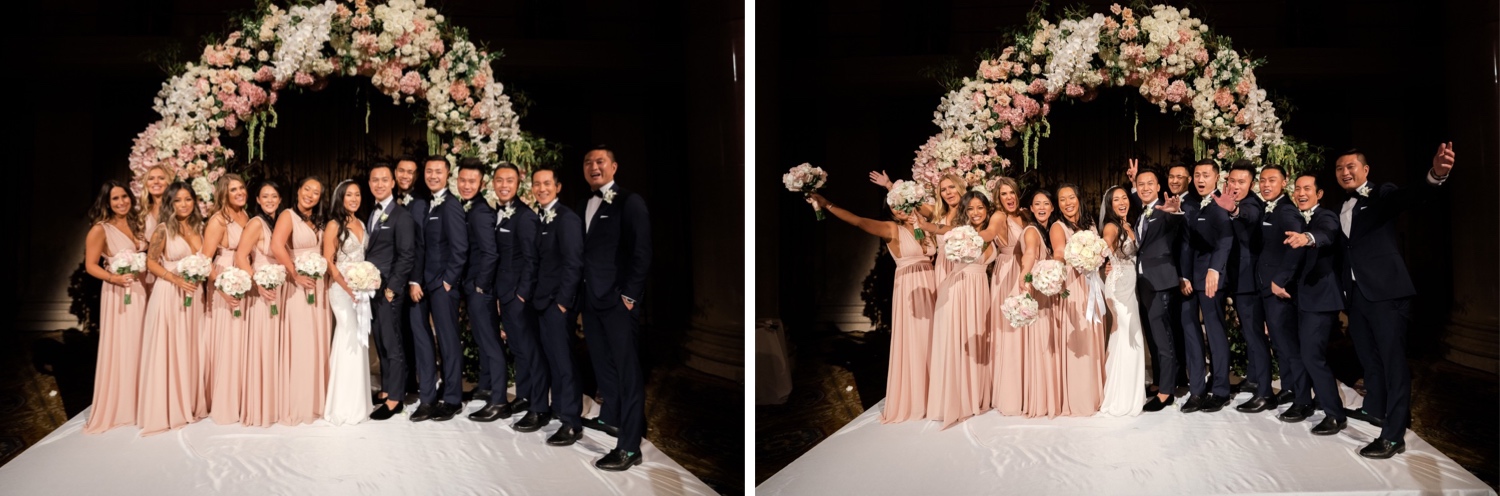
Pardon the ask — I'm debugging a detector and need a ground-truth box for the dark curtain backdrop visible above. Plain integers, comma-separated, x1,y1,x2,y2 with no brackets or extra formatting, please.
757,0,1499,369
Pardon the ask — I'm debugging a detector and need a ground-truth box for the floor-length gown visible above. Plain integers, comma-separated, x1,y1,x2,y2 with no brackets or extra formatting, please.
84,223,148,433
279,211,329,425
927,242,994,429
137,234,201,436
242,217,281,426
990,219,1025,415
1099,233,1146,417
141,212,158,292
1021,225,1062,418
323,229,373,425
1057,223,1106,416
880,227,937,423
207,220,246,424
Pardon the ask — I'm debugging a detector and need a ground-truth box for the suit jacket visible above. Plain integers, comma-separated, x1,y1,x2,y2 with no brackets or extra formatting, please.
401,193,430,292
1296,206,1344,313
419,191,467,292
461,198,499,293
533,202,583,310
1256,194,1304,297
492,200,539,304
1134,200,1185,292
1180,191,1233,290
1227,194,1265,294
578,184,652,309
363,198,417,294
1339,180,1443,301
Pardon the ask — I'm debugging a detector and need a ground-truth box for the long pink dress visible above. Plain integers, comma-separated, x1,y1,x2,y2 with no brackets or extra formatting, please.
84,223,148,433
1021,225,1063,418
990,218,1025,415
927,237,994,429
141,212,158,292
242,217,281,426
137,234,201,436
207,220,246,424
1057,223,1106,416
880,226,937,423
279,211,329,425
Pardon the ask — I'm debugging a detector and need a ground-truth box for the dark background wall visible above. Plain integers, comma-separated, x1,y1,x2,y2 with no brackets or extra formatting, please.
757,0,1498,370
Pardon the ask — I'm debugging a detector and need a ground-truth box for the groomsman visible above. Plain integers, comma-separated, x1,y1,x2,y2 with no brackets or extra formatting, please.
1128,166,1185,412
525,168,586,447
1223,160,1274,412
1254,166,1311,422
395,156,427,399
1178,159,1236,413
410,156,468,422
577,146,652,471
1284,173,1347,437
365,162,416,421
489,164,544,430
454,159,511,422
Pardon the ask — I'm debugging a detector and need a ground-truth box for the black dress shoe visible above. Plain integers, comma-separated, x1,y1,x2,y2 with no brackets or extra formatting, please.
1142,394,1175,412
1180,395,1205,413
583,416,621,437
472,389,494,403
1350,408,1385,428
1311,416,1347,436
429,402,459,422
468,402,515,422
409,403,438,422
595,449,643,472
1359,438,1406,459
370,401,404,421
511,397,531,414
1274,390,1295,406
1235,396,1274,413
1277,404,1312,423
1200,394,1226,413
512,411,553,433
546,425,583,446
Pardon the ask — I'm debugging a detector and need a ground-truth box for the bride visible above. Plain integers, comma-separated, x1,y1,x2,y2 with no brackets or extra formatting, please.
322,180,374,425
1098,185,1145,417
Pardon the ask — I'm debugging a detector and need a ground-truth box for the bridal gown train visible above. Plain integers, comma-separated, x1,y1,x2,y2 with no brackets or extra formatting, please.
323,229,373,426
1098,232,1145,417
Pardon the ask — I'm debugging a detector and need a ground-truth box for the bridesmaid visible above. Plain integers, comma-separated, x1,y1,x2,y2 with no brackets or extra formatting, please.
138,165,172,292
1050,183,1106,416
919,190,995,429
1020,189,1062,418
807,192,937,423
204,174,250,424
82,180,148,433
137,182,205,436
928,175,966,283
988,178,1026,416
272,177,329,425
236,180,283,427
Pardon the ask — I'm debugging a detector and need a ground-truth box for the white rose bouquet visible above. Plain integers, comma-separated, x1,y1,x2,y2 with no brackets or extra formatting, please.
293,252,328,304
214,267,253,317
176,254,213,307
1062,230,1108,273
253,264,287,316
1027,259,1068,297
783,163,828,220
943,225,985,263
108,252,147,305
885,180,930,240
1001,293,1040,327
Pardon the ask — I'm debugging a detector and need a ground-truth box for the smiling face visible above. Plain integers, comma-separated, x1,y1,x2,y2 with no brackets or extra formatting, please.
109,186,133,218
145,167,170,200
226,179,247,209
1334,153,1369,191
172,188,195,219
1166,166,1190,195
998,184,1019,213
583,150,617,190
1030,193,1053,224
1057,186,1079,221
1293,176,1322,210
938,178,961,210
531,169,559,206
1193,163,1219,196
341,184,362,214
492,167,519,203
1111,188,1130,218
1226,169,1253,201
257,184,281,215
369,167,394,201
1258,168,1286,202
1135,170,1160,204
424,160,449,193
965,197,989,227
457,168,482,200
394,160,418,191
297,180,322,212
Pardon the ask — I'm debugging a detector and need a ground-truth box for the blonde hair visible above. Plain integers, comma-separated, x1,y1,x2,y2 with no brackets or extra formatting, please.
930,173,968,225
138,165,175,224
209,173,246,221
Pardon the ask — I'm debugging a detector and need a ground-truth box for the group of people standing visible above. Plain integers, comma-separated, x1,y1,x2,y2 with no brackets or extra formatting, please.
81,147,653,472
811,142,1455,460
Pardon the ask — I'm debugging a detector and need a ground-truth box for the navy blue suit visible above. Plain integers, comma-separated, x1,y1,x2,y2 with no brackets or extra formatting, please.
1339,178,1444,441
366,198,416,401
1294,206,1345,419
579,184,652,453
1257,195,1307,407
1228,194,1271,397
532,201,584,428
460,198,505,397
1132,197,1185,395
413,190,468,405
401,193,431,397
1179,191,1233,398
493,201,542,407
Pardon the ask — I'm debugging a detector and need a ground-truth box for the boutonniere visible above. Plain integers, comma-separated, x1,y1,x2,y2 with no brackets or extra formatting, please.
379,212,389,224
1264,197,1278,214
1199,194,1213,208
498,205,516,221
1300,208,1314,223
431,195,446,208
1356,183,1371,197
463,200,473,212
540,208,556,224
399,193,412,206
602,188,617,204
1142,207,1154,220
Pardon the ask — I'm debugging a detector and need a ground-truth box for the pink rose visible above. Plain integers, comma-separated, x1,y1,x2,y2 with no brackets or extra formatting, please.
1214,87,1234,109
1065,83,1084,98
294,71,314,86
427,39,445,56
399,71,423,95
255,66,274,83
1193,48,1209,65
1027,79,1046,95
1165,80,1188,103
450,80,470,101
1236,78,1253,96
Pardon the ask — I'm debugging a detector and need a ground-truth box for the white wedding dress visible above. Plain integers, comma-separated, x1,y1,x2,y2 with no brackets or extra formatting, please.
323,230,373,426
1098,231,1145,417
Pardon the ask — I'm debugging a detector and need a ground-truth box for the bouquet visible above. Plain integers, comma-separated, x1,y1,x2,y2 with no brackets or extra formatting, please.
253,264,287,316
943,225,985,263
1062,230,1108,273
293,252,328,304
176,254,213,307
343,261,383,298
783,163,828,220
885,180,929,240
1000,293,1040,327
1027,259,1068,297
108,252,146,305
214,267,253,317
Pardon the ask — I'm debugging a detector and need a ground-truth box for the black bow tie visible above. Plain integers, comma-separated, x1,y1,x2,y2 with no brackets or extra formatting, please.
591,190,604,198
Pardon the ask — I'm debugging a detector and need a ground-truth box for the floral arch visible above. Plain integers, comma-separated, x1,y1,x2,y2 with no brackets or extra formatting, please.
912,3,1321,192
128,0,541,212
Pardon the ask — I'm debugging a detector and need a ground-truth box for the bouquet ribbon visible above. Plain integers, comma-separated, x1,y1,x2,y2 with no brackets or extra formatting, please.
354,290,375,345
1084,270,1107,324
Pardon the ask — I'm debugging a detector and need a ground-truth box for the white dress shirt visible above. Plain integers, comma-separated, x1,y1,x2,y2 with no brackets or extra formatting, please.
586,181,614,233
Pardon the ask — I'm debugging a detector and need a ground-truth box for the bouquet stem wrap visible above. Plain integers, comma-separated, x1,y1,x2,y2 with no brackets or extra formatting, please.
1084,270,1107,324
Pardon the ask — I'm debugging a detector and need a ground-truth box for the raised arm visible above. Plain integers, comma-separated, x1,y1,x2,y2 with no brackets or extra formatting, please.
1049,222,1069,262
810,193,896,242
1020,227,1043,295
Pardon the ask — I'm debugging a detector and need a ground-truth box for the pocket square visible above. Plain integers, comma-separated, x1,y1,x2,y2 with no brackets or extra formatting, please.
1261,222,1273,226
600,215,609,219
429,216,440,220
380,226,391,230
499,228,512,233
1359,206,1368,210
1197,217,1206,221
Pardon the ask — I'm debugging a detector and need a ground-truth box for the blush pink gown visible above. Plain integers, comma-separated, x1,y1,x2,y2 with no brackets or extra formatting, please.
279,211,329,425
927,237,994,430
242,217,282,426
207,220,246,424
84,223,148,434
137,234,202,436
990,218,1025,415
1056,223,1106,416
880,226,937,423
1021,225,1062,418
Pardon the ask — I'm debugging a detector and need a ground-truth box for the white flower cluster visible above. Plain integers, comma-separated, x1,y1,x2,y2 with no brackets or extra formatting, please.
885,180,929,212
294,251,328,279
177,254,214,284
1029,259,1067,296
1137,6,1206,76
192,177,215,203
215,267,254,298
782,163,827,193
1042,14,1107,94
270,1,338,83
1062,229,1108,272
373,0,443,67
1001,293,1040,327
343,261,383,292
943,225,986,264
253,264,287,289
110,252,147,275
933,79,1000,143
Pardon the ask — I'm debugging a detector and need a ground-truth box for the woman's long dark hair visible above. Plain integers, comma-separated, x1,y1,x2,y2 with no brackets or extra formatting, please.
155,181,204,243
88,180,143,240
326,179,365,247
1023,189,1057,253
285,176,326,226
1053,183,1094,234
249,180,283,228
1099,185,1130,254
